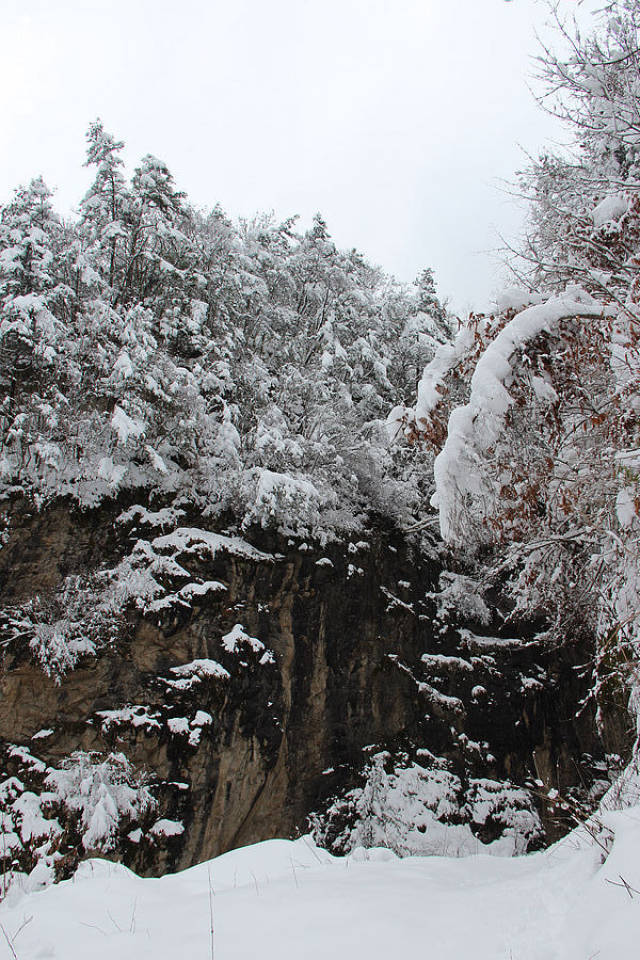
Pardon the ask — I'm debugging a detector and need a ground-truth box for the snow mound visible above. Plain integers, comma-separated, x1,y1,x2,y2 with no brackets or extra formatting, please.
2,814,640,959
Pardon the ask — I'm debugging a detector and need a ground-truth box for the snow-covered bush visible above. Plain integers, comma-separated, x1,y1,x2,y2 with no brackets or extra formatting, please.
45,751,156,853
312,753,542,858
0,745,159,897
0,561,160,680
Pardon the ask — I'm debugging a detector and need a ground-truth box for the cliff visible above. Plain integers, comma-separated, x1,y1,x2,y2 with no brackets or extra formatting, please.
0,493,629,879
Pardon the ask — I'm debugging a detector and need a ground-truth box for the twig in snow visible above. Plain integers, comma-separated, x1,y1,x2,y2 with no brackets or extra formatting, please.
0,924,18,960
208,864,215,960
605,874,640,898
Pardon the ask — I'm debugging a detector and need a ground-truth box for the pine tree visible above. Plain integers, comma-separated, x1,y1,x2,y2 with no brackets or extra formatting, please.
0,177,63,393
79,120,131,298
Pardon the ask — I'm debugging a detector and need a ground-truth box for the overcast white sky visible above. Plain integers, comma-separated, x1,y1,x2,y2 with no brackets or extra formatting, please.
0,0,598,312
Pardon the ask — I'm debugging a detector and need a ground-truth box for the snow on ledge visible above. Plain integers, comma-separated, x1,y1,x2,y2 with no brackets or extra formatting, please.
151,528,275,562
149,818,185,839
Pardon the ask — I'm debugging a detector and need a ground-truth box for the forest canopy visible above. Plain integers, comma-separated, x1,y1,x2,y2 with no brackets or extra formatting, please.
0,123,448,541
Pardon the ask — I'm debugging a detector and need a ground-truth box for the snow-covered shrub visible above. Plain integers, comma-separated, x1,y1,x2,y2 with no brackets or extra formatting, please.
0,560,160,680
45,751,156,853
0,771,62,898
312,753,542,858
1,575,119,679
242,468,331,540
463,778,543,854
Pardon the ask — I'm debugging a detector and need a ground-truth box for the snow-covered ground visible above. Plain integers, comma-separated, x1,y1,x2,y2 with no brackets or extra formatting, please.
2,809,639,960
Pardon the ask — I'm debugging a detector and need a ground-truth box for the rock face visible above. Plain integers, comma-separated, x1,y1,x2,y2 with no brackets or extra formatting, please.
0,495,628,876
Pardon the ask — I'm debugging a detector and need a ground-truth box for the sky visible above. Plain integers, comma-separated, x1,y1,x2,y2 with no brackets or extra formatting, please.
0,0,600,312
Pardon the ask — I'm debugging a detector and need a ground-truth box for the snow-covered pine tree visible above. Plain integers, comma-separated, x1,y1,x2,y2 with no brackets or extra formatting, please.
0,177,63,391
79,120,131,299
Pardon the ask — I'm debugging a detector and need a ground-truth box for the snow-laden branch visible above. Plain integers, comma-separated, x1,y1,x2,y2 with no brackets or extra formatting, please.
431,290,606,545
415,326,476,426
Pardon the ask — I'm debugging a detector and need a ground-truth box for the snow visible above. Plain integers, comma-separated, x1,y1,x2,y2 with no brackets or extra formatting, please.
616,487,638,528
432,571,492,626
221,623,265,654
592,193,628,228
177,580,227,599
97,456,127,486
144,580,227,613
9,746,46,774
379,585,414,614
250,468,327,535
117,505,186,529
111,405,145,446
31,729,53,740
493,287,542,313
530,373,559,403
149,818,184,839
186,711,214,745
3,813,640,959
113,351,133,379
169,658,229,679
11,792,60,843
431,292,606,544
384,403,410,439
218,623,275,665
145,445,168,474
418,681,464,714
96,705,162,732
165,658,231,690
415,325,475,425
421,653,474,672
167,717,190,735
192,710,212,727
151,528,274,562
458,629,523,651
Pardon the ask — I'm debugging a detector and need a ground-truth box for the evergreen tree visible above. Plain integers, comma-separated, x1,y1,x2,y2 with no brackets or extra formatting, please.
0,177,63,393
79,120,131,298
